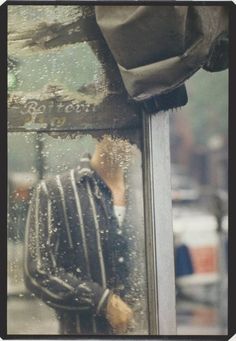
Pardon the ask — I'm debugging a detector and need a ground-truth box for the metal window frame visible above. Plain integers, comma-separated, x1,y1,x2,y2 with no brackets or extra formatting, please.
142,111,176,335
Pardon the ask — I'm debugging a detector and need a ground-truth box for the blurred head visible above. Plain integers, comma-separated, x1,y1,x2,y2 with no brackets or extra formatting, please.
94,134,138,169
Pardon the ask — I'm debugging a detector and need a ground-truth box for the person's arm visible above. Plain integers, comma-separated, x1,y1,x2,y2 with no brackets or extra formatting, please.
24,181,110,314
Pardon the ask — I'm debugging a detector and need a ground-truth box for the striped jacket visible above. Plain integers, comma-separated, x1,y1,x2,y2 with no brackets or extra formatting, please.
24,154,145,335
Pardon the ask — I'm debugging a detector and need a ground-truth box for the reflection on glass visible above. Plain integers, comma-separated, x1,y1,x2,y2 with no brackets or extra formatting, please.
8,132,148,335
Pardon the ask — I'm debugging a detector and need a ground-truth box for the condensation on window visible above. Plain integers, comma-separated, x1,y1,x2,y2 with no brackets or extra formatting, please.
8,5,109,131
8,132,149,335
8,5,147,335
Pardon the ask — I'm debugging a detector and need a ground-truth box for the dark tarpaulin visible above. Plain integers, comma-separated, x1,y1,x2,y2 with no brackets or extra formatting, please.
95,5,228,113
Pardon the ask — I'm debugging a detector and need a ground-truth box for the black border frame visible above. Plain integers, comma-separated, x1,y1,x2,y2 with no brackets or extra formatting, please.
1,1,235,339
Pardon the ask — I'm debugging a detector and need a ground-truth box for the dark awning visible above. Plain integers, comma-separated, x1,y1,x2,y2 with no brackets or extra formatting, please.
96,6,228,111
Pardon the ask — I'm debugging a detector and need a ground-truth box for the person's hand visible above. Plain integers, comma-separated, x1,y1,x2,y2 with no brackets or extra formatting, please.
105,293,134,334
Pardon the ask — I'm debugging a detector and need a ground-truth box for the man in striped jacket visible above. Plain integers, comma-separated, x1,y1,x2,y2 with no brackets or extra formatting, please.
24,135,147,335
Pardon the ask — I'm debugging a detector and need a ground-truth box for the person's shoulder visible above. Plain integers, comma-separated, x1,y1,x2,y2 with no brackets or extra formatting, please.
45,165,92,189
71,153,94,185
36,154,93,192
35,169,72,195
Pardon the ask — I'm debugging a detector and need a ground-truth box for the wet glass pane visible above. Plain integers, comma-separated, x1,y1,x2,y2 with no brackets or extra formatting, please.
8,131,149,335
8,5,141,132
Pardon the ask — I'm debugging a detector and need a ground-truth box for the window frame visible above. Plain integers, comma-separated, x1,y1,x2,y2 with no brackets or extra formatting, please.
142,111,176,335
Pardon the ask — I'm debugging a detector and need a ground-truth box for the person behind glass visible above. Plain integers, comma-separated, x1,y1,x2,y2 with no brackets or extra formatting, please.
24,134,142,335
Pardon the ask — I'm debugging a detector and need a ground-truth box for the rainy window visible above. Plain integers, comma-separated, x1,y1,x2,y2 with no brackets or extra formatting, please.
7,4,228,337
8,132,148,335
8,5,148,335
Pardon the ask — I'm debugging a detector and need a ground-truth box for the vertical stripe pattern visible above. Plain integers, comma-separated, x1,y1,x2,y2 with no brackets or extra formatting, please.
24,157,116,334
70,169,90,276
86,180,107,289
56,175,73,249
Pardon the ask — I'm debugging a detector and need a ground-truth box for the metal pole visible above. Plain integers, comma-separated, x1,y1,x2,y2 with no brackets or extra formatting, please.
142,111,176,335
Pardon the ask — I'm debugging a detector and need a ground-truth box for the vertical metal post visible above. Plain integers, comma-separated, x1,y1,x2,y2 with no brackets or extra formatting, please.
142,111,176,335
217,228,228,333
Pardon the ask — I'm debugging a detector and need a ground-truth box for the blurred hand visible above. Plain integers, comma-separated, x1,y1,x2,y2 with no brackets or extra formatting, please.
106,294,134,334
